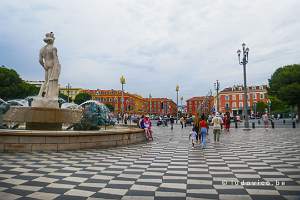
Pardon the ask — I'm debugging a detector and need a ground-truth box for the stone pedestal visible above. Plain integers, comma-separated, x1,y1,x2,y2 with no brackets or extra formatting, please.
3,106,82,130
31,97,59,108
26,122,62,130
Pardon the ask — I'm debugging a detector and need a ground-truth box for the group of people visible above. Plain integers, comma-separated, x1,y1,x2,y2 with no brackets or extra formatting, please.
190,112,224,149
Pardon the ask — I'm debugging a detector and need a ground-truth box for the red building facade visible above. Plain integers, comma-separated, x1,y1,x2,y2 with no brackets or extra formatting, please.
144,98,177,116
186,96,214,116
83,89,146,114
83,89,177,115
218,85,269,116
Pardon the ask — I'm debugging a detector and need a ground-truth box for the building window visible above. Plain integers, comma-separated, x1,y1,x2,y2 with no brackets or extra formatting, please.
259,86,263,90
225,95,229,101
225,103,230,109
232,102,236,108
239,102,243,108
260,93,264,99
253,93,257,100
239,94,243,100
232,95,236,100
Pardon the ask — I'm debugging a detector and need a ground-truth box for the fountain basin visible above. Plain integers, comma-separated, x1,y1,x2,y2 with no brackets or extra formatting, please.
3,106,82,130
0,126,145,152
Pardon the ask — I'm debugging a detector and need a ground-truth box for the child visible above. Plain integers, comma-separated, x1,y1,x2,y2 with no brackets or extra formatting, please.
190,127,197,148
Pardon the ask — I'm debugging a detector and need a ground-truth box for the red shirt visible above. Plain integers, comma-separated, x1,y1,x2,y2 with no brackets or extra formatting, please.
199,120,208,128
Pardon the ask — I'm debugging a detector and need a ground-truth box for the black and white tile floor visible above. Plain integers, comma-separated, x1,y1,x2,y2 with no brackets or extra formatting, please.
0,126,300,200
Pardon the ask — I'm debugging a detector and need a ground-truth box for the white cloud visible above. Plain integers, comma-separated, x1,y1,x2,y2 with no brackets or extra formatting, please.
0,0,300,101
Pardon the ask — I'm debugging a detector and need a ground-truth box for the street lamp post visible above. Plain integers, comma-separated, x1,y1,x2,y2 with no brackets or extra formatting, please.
66,83,71,103
253,101,257,118
214,80,220,113
120,75,126,122
180,96,183,115
149,93,152,115
237,43,250,128
176,85,179,123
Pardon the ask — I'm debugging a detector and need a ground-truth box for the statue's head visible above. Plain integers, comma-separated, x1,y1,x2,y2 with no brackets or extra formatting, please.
43,32,55,44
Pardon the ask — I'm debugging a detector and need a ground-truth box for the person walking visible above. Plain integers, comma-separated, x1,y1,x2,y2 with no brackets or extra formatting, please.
212,112,223,143
199,116,208,148
193,115,200,143
180,116,184,129
224,113,231,132
170,115,175,130
262,112,269,130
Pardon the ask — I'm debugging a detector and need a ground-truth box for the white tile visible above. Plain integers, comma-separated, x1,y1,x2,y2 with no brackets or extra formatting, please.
187,189,218,194
155,192,186,197
130,184,157,191
64,189,95,197
33,177,58,183
122,196,154,200
47,183,75,189
246,189,280,195
137,179,162,183
99,188,128,196
219,194,252,200
143,172,164,176
79,182,107,188
91,175,114,180
160,183,186,190
13,185,42,191
63,177,88,183
275,186,300,191
187,179,212,185
27,192,59,200
2,178,27,185
235,174,260,178
109,180,135,185
49,172,73,177
0,192,21,200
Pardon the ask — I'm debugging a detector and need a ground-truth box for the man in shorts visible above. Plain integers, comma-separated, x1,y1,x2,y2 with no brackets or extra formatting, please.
212,112,223,142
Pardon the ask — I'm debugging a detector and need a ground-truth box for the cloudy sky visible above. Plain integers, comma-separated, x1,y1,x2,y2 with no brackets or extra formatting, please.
1,0,300,101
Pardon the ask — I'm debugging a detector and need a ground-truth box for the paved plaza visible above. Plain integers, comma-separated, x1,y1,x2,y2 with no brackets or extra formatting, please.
0,126,300,200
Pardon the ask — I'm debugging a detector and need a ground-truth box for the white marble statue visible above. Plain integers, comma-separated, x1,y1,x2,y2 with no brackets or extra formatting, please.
38,32,61,98
33,32,61,108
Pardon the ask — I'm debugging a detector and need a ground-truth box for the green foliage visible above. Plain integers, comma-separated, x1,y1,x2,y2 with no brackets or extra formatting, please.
269,95,290,113
0,65,39,100
269,64,300,106
59,93,69,102
256,101,268,114
105,104,114,112
74,93,92,105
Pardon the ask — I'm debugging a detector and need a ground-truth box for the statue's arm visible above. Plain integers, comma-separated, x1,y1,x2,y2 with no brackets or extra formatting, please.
53,47,59,61
39,49,44,68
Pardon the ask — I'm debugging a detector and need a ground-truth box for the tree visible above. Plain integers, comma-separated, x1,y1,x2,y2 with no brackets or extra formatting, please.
74,93,92,105
256,101,268,114
59,92,69,102
268,95,290,113
0,65,39,100
105,104,114,112
269,64,300,118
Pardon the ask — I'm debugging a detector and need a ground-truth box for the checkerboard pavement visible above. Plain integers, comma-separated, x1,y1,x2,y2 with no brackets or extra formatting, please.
0,126,300,200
